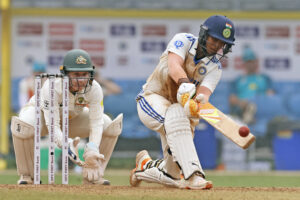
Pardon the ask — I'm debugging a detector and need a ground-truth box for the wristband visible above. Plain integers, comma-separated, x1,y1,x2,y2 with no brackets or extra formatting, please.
177,78,190,85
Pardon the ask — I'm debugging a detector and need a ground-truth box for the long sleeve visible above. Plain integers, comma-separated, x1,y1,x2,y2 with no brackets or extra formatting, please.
86,81,104,148
41,79,63,148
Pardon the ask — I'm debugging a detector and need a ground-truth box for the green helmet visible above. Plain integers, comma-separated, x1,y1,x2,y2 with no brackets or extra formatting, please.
60,49,95,74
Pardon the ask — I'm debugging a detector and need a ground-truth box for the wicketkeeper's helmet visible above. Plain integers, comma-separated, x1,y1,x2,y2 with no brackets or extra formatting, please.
60,49,95,75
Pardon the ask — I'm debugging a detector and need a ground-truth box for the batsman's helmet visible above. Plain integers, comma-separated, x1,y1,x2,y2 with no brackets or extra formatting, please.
199,15,235,55
60,49,95,75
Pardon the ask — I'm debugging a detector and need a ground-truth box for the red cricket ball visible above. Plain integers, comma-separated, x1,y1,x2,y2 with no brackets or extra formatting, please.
239,126,250,137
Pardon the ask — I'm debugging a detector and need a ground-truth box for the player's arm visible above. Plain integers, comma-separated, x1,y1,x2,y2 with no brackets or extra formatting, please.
197,64,222,104
168,53,198,117
167,33,191,85
168,52,189,84
41,79,63,147
82,81,105,183
87,82,104,148
195,86,212,104
181,65,221,117
41,79,84,166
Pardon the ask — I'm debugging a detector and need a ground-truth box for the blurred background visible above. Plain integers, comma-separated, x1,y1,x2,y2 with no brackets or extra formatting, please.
1,0,300,173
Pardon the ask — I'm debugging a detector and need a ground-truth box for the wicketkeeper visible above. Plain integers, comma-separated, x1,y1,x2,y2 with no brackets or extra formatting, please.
11,49,123,185
130,15,235,189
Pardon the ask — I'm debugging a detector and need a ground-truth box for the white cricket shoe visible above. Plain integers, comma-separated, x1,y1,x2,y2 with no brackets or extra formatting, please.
182,173,213,190
130,150,180,188
130,150,152,187
83,177,111,185
17,175,33,185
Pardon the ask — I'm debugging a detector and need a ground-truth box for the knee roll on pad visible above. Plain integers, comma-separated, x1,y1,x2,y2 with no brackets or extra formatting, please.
102,113,123,137
164,104,204,179
11,116,34,139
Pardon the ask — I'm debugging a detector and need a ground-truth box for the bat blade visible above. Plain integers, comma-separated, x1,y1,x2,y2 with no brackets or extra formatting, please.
198,102,255,149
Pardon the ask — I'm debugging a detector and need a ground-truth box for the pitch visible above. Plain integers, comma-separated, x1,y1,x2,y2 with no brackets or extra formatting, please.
0,169,300,200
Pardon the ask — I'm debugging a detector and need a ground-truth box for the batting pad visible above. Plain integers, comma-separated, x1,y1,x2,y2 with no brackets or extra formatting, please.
11,116,35,178
99,113,123,175
164,104,204,180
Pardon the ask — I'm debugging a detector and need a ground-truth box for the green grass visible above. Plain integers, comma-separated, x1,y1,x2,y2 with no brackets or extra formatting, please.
1,169,300,187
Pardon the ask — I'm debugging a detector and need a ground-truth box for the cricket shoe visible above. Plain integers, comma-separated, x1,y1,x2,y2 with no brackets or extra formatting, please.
130,150,152,187
182,172,213,190
130,150,180,188
83,177,111,185
92,178,111,185
17,175,33,185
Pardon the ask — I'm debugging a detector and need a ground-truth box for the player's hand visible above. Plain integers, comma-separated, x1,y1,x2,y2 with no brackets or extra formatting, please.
195,93,207,104
82,142,104,183
68,137,85,166
177,83,196,106
183,99,201,118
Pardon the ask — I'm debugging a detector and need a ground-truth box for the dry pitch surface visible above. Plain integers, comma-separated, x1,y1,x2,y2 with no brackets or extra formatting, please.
1,183,300,200
1,170,300,200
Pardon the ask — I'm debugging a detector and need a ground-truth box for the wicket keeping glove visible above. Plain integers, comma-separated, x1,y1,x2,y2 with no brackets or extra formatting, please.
68,137,85,166
82,142,104,183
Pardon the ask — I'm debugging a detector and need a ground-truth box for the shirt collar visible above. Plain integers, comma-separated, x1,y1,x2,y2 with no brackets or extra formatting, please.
189,38,198,56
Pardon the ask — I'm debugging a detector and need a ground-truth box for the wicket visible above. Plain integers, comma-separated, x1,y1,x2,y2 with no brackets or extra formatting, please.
34,74,69,184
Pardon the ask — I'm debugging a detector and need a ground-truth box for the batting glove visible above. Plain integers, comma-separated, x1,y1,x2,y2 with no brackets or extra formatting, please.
195,93,206,104
177,83,196,106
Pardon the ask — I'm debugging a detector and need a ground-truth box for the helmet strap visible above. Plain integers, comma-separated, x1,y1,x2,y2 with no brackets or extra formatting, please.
223,44,232,55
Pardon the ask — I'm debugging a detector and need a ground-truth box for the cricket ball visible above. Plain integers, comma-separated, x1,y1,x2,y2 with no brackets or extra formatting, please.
239,126,250,137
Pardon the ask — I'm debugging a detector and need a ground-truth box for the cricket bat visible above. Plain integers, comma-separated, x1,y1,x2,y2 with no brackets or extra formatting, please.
198,102,256,149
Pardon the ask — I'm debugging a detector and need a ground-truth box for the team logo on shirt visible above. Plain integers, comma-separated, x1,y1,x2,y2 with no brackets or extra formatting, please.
43,100,49,110
198,66,207,75
76,56,87,64
75,97,87,106
174,40,184,49
78,97,84,104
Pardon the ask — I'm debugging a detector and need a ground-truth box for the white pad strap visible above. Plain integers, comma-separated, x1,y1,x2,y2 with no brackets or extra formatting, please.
99,113,123,174
164,103,204,179
11,116,35,178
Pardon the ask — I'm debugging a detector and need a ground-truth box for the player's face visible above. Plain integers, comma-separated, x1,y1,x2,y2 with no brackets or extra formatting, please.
244,60,259,74
68,71,91,93
206,36,225,55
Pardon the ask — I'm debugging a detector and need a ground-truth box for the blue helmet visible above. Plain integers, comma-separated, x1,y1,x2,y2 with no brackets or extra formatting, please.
198,15,235,56
203,15,235,45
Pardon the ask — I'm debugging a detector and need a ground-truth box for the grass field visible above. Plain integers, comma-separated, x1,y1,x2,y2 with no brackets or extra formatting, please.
1,169,300,200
